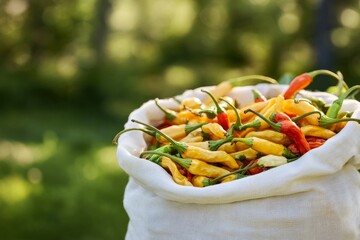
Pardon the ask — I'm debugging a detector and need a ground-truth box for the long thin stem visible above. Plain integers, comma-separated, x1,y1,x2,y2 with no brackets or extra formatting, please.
112,127,155,145
226,75,278,87
132,119,188,154
204,160,258,186
140,150,192,169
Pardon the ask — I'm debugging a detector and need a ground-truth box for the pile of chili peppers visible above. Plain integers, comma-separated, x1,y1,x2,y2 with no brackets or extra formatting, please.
114,70,360,187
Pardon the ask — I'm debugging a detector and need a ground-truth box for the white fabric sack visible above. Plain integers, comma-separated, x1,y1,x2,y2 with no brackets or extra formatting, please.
116,84,360,240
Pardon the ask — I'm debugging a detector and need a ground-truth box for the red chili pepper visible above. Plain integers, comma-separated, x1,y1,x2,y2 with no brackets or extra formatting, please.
306,137,326,149
283,73,313,99
271,111,291,122
283,70,348,100
245,109,310,155
186,170,193,182
244,159,263,175
288,143,300,155
252,89,267,102
201,89,230,130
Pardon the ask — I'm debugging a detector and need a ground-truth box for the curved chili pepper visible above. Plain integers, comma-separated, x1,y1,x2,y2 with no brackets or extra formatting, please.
245,109,310,155
283,73,313,100
158,123,207,143
245,130,291,146
231,137,297,158
141,151,231,179
226,75,278,87
201,89,230,130
203,159,258,186
132,119,239,169
252,89,267,102
283,70,348,99
160,156,193,186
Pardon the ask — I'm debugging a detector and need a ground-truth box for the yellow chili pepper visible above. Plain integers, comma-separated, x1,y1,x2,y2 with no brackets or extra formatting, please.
201,122,227,140
274,94,285,112
282,100,320,125
230,148,259,161
180,135,204,143
142,151,231,178
159,124,187,142
232,137,297,158
179,97,203,110
300,125,336,139
245,129,291,145
237,101,268,122
192,176,210,187
203,81,233,106
178,128,203,142
185,141,209,149
334,121,347,133
161,157,193,186
182,146,239,169
159,122,207,143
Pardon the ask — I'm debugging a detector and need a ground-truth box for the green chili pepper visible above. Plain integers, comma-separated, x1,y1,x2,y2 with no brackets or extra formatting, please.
326,85,360,119
147,145,173,164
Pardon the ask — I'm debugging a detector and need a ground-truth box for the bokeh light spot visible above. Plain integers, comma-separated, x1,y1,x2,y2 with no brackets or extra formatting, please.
165,66,195,88
5,0,28,16
0,176,30,204
278,13,300,34
331,28,351,48
340,8,359,29
27,168,43,184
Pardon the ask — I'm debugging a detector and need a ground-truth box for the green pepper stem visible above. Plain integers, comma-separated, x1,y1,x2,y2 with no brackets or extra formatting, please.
226,75,278,87
219,97,242,129
205,160,258,186
308,69,349,93
155,98,177,121
140,151,192,169
172,97,182,104
208,137,233,151
131,119,188,154
148,145,173,164
201,89,224,114
238,119,261,131
319,115,360,127
232,137,254,147
112,127,155,145
185,122,208,135
326,85,360,118
198,109,217,119
290,111,323,123
244,109,281,132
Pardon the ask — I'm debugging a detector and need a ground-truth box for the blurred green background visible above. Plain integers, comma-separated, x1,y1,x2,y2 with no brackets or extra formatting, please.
0,0,359,239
